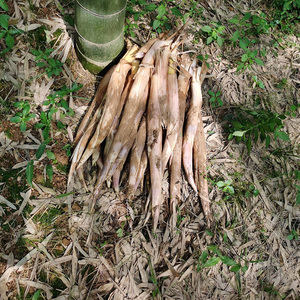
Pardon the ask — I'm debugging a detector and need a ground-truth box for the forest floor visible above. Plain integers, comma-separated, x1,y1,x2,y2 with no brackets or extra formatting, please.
0,0,299,299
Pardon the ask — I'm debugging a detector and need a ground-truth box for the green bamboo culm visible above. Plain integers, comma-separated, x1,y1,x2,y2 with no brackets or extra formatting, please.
75,0,127,74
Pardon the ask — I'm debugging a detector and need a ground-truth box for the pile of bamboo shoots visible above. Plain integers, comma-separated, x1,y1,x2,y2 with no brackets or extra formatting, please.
68,37,211,231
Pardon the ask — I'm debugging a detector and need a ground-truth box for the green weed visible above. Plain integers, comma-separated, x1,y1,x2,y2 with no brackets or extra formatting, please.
216,180,235,195
0,0,24,56
224,108,290,153
208,90,223,108
287,230,299,240
10,101,36,132
201,23,225,47
126,0,185,34
9,77,82,186
197,245,249,274
31,48,64,78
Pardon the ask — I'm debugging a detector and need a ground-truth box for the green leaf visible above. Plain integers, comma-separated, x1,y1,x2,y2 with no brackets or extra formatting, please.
0,0,9,11
32,290,41,300
217,36,223,47
60,99,69,110
233,131,245,137
239,40,247,51
200,250,208,263
216,181,225,188
26,160,34,187
42,127,49,140
0,14,9,30
220,256,238,266
138,0,147,5
116,228,123,237
145,4,157,11
46,164,53,182
14,102,22,108
56,121,65,129
43,100,50,106
40,111,47,123
205,230,213,236
230,264,241,272
231,30,240,42
254,57,264,66
207,36,213,44
10,116,21,123
171,7,182,17
5,34,14,49
203,257,220,268
276,131,290,141
296,185,300,192
35,123,45,129
242,12,251,21
290,104,297,112
46,150,55,160
265,135,271,148
29,113,36,119
20,121,26,132
22,104,30,116
207,245,222,256
36,61,46,68
287,234,294,240
241,265,248,273
296,193,300,205
157,4,166,17
36,142,46,159
241,53,248,62
153,19,161,30
226,186,235,194
201,25,212,33
228,17,239,24
258,80,265,89
253,189,259,197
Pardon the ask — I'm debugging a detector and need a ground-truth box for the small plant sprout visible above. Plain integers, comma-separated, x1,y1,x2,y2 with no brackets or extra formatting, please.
287,230,299,240
208,90,223,107
252,75,265,89
0,0,24,56
10,101,36,132
236,37,264,71
245,184,259,197
31,48,64,78
201,23,225,47
216,180,235,194
197,245,249,274
225,108,290,152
